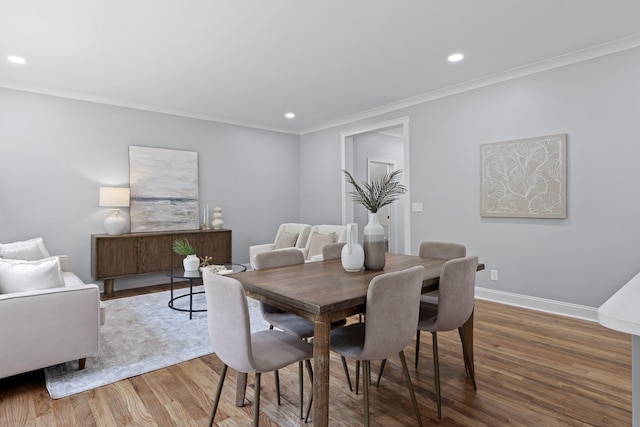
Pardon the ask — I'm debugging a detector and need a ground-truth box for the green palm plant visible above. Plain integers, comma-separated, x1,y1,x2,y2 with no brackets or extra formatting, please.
172,238,196,256
343,169,407,213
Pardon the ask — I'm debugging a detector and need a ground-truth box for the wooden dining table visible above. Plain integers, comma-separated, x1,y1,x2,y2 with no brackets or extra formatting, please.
227,252,484,427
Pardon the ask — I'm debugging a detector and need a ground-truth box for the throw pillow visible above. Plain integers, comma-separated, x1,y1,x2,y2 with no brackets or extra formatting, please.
274,231,299,249
0,257,64,294
307,232,336,259
0,237,51,260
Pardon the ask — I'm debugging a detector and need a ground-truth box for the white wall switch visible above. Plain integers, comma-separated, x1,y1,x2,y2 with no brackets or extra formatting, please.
411,202,423,212
490,270,498,281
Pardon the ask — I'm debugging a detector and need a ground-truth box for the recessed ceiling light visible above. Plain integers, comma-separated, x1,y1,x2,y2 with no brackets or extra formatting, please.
285,112,295,119
8,55,28,64
448,53,464,63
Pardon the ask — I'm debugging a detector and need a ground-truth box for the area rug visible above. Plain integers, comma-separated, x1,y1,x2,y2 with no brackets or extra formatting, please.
44,286,269,399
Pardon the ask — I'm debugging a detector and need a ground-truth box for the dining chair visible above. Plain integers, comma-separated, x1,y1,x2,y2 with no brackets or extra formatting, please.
416,255,479,419
415,241,466,367
202,270,313,427
327,266,425,427
376,241,467,385
254,249,346,417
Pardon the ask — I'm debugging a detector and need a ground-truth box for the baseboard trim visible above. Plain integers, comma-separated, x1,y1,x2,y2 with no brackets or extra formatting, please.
476,287,598,322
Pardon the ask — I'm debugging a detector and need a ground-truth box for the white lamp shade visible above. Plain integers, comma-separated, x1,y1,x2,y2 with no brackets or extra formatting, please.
99,187,130,207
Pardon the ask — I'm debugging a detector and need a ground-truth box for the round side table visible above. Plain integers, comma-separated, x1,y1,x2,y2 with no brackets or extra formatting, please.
167,263,247,319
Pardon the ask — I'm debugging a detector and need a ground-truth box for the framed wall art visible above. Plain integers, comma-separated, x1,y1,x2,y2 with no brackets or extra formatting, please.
129,146,199,232
480,134,567,218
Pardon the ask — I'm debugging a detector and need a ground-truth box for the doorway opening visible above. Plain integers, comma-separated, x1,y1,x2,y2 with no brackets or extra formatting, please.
341,116,411,254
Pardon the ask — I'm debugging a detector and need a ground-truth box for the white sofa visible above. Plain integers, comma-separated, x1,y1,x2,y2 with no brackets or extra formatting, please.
0,253,104,379
249,223,312,269
302,224,347,262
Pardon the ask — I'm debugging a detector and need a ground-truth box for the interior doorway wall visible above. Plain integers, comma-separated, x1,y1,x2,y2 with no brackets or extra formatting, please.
341,116,411,254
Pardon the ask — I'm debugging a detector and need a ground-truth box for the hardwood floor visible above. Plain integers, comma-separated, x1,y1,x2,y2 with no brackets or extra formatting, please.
0,286,631,426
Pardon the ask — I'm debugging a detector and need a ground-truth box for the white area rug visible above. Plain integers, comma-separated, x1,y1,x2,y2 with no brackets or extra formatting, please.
44,286,269,399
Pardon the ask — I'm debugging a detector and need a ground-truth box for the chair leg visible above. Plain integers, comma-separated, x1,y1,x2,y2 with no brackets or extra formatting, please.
399,350,423,427
355,360,361,394
415,330,421,369
304,359,314,423
375,359,386,387
341,356,353,392
253,372,261,427
298,362,304,418
78,358,87,370
458,327,477,390
432,332,442,419
274,370,281,405
209,364,228,427
363,360,370,427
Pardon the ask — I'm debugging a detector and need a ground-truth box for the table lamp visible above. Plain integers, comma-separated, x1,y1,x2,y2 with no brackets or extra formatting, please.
99,187,130,235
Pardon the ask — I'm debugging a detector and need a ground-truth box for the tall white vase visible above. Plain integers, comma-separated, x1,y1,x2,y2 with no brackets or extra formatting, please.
341,223,364,272
211,207,223,230
363,212,385,270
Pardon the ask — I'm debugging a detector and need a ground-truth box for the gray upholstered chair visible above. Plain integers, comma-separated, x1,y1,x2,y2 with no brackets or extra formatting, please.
255,249,315,339
202,270,313,427
254,249,346,417
328,266,425,427
376,241,467,384
416,255,479,419
415,241,466,367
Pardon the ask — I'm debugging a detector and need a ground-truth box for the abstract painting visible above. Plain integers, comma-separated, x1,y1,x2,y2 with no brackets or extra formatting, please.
129,146,199,232
480,134,567,218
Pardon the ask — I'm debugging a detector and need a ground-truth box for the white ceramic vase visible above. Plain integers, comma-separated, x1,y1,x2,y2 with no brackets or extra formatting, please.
183,254,200,271
363,212,385,270
211,207,224,230
341,223,364,272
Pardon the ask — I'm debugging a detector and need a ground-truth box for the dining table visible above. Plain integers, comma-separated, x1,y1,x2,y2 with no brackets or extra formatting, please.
227,252,484,427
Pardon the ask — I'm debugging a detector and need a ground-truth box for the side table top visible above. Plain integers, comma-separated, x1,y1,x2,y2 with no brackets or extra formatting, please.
168,263,247,279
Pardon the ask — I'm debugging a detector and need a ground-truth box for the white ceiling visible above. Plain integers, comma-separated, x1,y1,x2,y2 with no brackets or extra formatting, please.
1,1,640,134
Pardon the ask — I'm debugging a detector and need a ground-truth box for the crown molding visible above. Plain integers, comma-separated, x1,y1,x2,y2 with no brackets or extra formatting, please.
0,81,300,135
299,34,640,135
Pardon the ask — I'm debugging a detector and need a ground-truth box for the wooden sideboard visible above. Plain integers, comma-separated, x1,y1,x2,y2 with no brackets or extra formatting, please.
91,229,232,297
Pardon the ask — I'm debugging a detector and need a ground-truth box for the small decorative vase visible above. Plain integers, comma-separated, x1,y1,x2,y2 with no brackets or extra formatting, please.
341,223,364,272
363,212,386,270
211,207,223,230
183,254,199,271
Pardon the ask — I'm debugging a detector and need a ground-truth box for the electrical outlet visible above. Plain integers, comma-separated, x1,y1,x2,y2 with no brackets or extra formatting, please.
411,202,423,212
490,270,498,281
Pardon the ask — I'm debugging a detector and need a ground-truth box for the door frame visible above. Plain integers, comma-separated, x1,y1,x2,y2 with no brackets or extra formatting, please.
341,116,411,254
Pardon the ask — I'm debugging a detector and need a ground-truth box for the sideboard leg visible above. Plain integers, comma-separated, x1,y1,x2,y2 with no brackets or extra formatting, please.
104,279,115,298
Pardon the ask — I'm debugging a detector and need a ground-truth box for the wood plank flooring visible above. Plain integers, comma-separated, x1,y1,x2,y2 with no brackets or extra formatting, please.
0,285,631,426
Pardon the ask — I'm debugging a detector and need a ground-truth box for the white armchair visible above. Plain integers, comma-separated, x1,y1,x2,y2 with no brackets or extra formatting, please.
302,224,347,262
249,223,312,269
0,255,104,379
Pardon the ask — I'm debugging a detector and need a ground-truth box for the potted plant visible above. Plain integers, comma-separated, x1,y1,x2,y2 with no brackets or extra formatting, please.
172,238,199,271
343,169,407,270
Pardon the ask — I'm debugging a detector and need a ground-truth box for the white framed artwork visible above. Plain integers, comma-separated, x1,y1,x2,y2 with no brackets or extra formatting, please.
480,134,567,218
129,146,199,232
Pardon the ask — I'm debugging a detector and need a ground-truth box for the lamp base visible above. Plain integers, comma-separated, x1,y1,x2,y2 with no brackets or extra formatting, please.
104,209,127,235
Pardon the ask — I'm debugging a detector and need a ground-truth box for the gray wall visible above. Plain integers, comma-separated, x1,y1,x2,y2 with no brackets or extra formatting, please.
0,88,299,290
3,46,639,308
299,47,640,309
